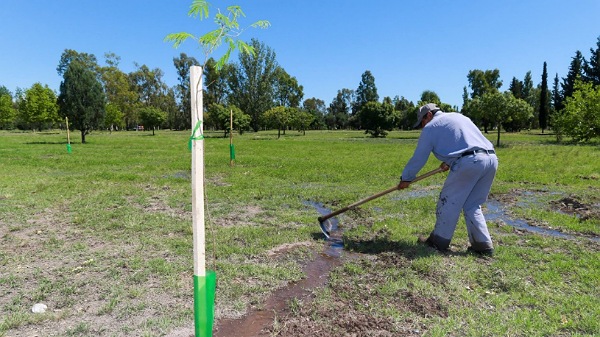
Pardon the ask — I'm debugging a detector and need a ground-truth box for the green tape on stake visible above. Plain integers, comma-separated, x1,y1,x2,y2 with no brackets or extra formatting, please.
229,144,235,160
194,271,216,337
66,144,72,153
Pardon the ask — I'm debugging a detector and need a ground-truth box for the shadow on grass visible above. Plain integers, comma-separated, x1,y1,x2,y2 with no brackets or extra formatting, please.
311,231,464,259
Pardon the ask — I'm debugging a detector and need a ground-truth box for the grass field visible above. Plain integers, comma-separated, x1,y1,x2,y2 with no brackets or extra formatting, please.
0,128,598,336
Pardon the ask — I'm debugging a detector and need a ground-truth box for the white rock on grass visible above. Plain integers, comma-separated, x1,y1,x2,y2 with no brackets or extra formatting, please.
31,303,47,313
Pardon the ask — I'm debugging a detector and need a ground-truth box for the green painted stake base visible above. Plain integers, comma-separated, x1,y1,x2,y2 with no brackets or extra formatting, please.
229,144,235,161
66,144,72,153
194,271,216,337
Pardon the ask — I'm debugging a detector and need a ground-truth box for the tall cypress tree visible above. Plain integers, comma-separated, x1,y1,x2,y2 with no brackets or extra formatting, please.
552,73,562,112
539,62,549,133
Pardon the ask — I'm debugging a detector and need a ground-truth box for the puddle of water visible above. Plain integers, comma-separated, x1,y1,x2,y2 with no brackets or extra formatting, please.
485,200,599,242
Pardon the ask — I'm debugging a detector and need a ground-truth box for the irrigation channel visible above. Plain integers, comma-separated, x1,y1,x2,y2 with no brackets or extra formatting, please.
213,191,598,336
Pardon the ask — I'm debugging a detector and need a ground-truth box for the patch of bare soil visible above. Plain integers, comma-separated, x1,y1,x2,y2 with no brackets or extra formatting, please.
550,196,600,221
265,254,447,337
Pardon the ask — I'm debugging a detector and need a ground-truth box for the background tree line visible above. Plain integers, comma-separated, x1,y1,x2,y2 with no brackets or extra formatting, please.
1,36,599,143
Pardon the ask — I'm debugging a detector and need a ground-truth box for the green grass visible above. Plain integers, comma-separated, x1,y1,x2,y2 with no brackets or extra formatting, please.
0,128,598,336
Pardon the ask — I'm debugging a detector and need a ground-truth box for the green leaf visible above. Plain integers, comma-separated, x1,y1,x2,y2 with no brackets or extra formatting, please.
164,32,196,48
188,0,210,19
252,20,271,29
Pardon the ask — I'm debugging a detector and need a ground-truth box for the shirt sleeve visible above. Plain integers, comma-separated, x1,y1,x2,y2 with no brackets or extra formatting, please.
401,129,433,181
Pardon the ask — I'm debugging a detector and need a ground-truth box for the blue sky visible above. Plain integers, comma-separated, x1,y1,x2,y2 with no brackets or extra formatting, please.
1,0,599,108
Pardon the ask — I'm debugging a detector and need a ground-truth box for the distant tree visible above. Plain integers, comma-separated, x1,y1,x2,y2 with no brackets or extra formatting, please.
552,73,563,113
562,51,585,101
273,67,304,108
0,89,17,129
466,69,503,132
552,80,600,142
104,103,124,132
393,95,415,129
100,53,138,130
203,57,230,109
206,103,251,136
262,106,292,138
139,107,167,135
358,101,396,137
58,61,106,143
129,64,169,109
419,90,441,105
291,109,314,135
467,69,503,99
539,62,549,133
57,49,99,77
353,70,379,113
327,89,353,130
228,39,278,131
18,83,59,131
583,36,600,86
173,52,200,130
468,91,533,147
509,77,523,99
302,97,326,129
351,70,378,129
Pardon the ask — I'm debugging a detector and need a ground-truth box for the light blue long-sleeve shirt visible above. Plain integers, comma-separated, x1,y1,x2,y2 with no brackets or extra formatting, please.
401,112,494,181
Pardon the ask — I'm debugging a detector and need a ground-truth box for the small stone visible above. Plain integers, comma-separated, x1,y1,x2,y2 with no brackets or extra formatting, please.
32,303,47,313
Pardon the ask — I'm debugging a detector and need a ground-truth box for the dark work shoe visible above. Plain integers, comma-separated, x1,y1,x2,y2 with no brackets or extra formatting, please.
467,246,494,257
417,235,444,251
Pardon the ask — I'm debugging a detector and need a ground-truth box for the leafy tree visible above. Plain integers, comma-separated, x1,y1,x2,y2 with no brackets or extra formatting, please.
539,62,549,133
228,39,279,131
104,103,124,131
302,97,326,129
467,69,502,99
129,64,169,109
353,70,379,113
467,91,533,147
0,90,16,129
172,53,200,130
57,49,99,77
466,69,503,132
291,109,314,135
393,96,415,130
18,83,59,131
327,89,353,130
139,107,167,135
552,80,600,142
583,36,600,86
100,53,138,130
273,67,303,108
58,61,106,143
358,101,396,138
206,103,251,136
203,57,231,108
419,90,441,105
262,106,292,138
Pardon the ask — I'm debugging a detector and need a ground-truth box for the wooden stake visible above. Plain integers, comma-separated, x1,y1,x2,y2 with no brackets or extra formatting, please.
190,66,205,277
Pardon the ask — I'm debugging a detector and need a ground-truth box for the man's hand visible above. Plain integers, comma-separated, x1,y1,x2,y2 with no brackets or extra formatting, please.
440,162,450,172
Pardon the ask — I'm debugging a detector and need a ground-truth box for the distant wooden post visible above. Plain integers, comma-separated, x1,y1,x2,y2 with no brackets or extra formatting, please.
229,109,235,167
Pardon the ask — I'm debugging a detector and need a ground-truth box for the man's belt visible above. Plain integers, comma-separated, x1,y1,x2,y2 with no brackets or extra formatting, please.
461,149,495,157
